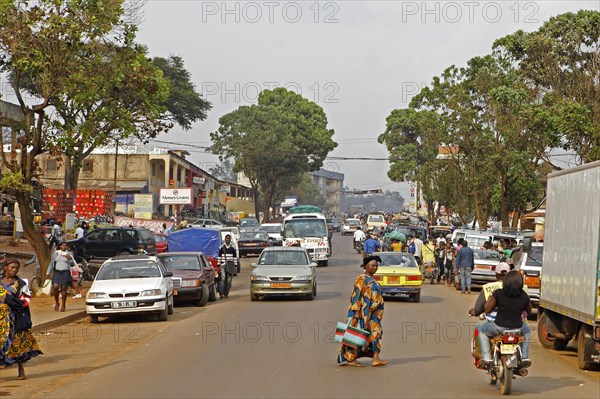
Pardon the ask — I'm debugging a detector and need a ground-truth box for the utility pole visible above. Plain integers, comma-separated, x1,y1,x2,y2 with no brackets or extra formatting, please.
111,139,119,214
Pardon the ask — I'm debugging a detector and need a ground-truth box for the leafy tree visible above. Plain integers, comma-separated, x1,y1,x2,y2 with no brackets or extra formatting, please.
210,88,336,222
494,10,600,165
208,159,237,183
287,174,325,209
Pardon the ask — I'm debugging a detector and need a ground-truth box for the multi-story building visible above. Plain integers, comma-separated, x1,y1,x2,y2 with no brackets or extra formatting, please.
309,169,344,214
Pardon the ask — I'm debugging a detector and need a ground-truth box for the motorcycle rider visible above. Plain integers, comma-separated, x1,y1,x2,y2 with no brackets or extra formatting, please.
477,270,532,369
353,226,366,251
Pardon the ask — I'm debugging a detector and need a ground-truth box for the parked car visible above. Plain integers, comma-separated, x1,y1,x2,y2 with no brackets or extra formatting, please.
69,226,156,260
239,217,260,233
220,226,240,241
168,228,222,273
455,248,502,289
518,241,543,307
238,231,270,257
342,218,361,235
86,255,173,323
153,233,168,253
374,252,423,302
192,218,223,227
250,246,317,301
326,218,341,233
157,252,217,307
258,223,283,246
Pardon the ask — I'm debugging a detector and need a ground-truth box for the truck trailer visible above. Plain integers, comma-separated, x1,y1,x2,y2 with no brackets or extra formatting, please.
537,161,600,370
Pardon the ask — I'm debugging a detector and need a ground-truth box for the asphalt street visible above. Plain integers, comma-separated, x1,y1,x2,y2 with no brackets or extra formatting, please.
16,233,600,398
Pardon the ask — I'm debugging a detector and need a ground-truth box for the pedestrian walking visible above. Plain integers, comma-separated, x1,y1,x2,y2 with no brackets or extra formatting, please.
434,240,446,282
444,241,454,286
413,233,424,266
45,242,76,311
218,234,237,298
161,223,171,236
455,240,475,294
0,258,43,380
337,255,388,367
48,221,63,251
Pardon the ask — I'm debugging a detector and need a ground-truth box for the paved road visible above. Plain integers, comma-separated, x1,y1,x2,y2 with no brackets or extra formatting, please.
19,233,600,398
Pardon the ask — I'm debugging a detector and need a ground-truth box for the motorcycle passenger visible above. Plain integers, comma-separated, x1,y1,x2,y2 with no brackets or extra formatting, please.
362,233,381,256
353,226,366,250
478,270,532,369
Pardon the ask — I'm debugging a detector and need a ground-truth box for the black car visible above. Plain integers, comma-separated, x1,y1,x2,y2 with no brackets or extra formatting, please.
238,231,270,257
326,218,341,233
69,226,156,260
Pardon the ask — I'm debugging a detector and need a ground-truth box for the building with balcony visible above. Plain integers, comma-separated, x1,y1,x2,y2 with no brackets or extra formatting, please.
309,169,344,215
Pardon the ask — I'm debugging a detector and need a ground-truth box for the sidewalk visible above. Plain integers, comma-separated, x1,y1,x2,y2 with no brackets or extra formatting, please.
2,237,89,330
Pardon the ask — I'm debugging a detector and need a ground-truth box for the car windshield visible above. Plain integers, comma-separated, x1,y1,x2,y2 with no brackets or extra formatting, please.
259,225,281,233
347,220,360,226
378,254,417,268
159,255,201,270
473,249,501,261
283,219,327,238
240,219,259,227
96,261,162,280
524,246,543,267
369,215,384,223
241,232,268,240
258,251,309,265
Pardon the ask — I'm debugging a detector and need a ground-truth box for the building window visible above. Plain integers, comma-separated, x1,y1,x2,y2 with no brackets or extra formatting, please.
83,159,93,173
47,159,57,172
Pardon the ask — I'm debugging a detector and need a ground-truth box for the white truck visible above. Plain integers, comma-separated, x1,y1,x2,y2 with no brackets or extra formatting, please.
537,161,600,370
282,211,330,266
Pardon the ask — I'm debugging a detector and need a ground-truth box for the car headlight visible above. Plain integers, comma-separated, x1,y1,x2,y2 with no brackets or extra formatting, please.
182,279,200,287
295,275,312,281
251,275,268,282
140,289,162,296
87,292,108,299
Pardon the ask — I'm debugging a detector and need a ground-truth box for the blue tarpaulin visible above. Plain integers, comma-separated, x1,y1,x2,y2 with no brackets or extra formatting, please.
167,228,221,258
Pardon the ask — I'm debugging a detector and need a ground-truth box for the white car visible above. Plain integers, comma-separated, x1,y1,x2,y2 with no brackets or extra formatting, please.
258,223,283,245
342,218,361,235
86,255,174,323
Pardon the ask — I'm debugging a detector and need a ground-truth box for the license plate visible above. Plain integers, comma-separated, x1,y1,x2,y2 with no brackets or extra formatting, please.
111,301,137,309
525,276,540,288
173,290,178,296
387,276,400,284
476,265,492,270
500,344,518,354
270,283,291,289
245,243,257,246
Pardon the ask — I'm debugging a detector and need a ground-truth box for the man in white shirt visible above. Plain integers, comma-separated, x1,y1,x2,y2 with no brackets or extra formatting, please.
75,223,85,240
353,226,366,250
413,233,424,266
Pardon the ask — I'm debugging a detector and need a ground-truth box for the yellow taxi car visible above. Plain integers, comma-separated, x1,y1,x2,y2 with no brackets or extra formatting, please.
374,252,423,302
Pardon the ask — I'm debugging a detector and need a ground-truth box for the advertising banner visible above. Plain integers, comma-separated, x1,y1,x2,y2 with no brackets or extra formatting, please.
134,194,154,219
114,216,175,233
159,188,192,205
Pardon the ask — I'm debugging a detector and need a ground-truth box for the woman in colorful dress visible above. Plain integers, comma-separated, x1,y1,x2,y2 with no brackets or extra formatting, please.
1,258,43,380
337,255,389,367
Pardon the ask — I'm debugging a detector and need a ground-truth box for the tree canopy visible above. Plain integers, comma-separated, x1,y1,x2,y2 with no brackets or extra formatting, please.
210,88,337,221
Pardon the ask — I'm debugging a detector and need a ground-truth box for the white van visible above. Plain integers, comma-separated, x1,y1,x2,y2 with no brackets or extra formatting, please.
366,214,387,231
283,212,330,266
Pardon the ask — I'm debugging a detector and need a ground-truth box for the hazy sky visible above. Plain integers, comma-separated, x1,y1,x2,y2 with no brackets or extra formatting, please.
5,1,596,201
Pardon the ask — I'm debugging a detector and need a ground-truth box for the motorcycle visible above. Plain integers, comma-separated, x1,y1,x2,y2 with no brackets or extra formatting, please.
421,261,439,284
354,239,364,254
472,326,528,395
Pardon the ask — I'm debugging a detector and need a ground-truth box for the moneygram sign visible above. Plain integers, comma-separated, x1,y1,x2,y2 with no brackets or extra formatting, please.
159,188,193,205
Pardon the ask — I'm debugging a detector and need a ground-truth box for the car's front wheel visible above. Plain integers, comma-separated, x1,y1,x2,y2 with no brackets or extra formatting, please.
167,295,174,315
157,298,168,321
250,292,259,301
89,314,99,323
193,283,209,307
208,282,217,302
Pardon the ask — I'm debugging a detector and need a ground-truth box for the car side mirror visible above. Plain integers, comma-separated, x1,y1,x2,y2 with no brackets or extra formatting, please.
310,262,318,268
250,262,258,267
164,271,173,277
